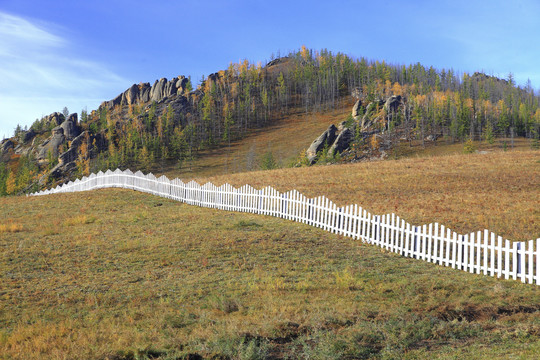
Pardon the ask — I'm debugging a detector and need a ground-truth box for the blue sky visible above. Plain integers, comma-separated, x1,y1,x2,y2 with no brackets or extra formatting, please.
1,0,539,139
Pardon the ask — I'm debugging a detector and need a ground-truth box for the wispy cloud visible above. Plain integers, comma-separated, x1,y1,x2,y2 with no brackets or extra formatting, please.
0,12,128,139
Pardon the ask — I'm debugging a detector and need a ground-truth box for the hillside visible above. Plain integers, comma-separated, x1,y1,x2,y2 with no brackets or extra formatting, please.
1,47,539,196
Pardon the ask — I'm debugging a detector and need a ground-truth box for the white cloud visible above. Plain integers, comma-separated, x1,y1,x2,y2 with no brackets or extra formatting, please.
0,12,128,139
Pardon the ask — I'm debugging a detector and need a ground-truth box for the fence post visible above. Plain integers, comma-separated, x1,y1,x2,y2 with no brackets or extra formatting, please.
512,242,518,280
537,238,540,285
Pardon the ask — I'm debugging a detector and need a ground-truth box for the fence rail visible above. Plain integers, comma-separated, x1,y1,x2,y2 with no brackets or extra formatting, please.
29,169,539,285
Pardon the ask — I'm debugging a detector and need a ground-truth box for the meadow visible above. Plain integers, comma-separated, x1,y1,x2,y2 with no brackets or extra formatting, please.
1,148,539,359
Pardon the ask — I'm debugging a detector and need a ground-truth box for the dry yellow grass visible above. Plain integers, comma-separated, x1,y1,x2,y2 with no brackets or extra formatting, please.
0,222,23,233
0,189,539,359
200,150,539,241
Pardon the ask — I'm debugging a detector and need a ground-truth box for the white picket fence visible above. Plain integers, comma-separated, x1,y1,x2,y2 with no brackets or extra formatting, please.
29,168,539,285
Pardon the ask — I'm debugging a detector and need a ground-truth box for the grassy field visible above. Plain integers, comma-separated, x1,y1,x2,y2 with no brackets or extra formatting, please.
1,184,539,359
200,150,539,242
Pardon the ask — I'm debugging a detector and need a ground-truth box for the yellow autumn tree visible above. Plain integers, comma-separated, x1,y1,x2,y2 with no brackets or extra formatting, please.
300,45,310,61
76,133,90,176
5,171,16,195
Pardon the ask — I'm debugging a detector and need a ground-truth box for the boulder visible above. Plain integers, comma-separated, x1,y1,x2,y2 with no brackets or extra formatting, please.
21,129,36,143
37,126,65,160
352,99,363,120
176,76,188,93
125,84,139,105
58,131,86,165
140,85,151,103
60,114,80,140
306,124,338,164
384,95,402,113
1,139,14,153
44,112,65,127
163,77,182,98
329,128,354,157
150,78,168,102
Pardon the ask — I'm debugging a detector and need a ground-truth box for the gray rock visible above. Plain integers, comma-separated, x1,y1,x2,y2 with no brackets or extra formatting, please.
360,101,384,130
425,134,439,142
37,126,65,160
352,99,363,120
164,78,178,98
58,131,86,165
67,113,78,123
21,129,36,143
109,93,123,109
329,128,354,157
150,78,168,102
141,86,151,103
306,124,338,164
125,84,139,105
176,76,188,93
1,139,14,153
384,95,402,113
44,112,65,127
337,120,349,132
60,119,80,140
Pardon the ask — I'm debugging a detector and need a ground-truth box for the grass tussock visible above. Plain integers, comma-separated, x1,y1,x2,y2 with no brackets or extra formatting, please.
0,189,539,359
0,222,23,233
63,214,96,226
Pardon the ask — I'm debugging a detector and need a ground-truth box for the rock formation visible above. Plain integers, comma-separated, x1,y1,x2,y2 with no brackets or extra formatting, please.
306,124,338,164
305,93,405,165
384,95,402,113
102,76,190,110
37,126,66,160
328,127,354,157
60,113,80,140
36,113,81,161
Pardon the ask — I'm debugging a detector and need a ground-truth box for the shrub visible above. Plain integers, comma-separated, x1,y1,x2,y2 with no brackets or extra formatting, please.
463,139,476,153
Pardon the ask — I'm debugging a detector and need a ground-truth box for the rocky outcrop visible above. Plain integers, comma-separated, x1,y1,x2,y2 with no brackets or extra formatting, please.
352,99,363,121
1,139,14,153
0,139,14,162
35,112,81,161
38,131,92,185
305,93,406,165
37,126,66,160
384,95,402,113
21,129,36,143
58,131,86,166
329,128,354,157
60,113,80,140
306,125,338,164
360,100,385,131
43,112,65,128
102,76,189,110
